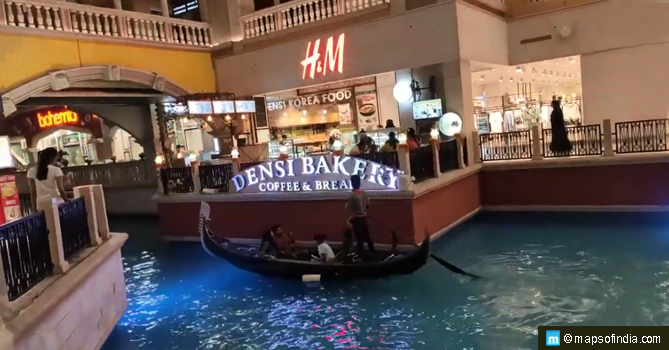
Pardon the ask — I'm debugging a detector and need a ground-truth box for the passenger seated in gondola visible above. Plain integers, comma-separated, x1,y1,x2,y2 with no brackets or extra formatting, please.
333,227,356,263
259,225,297,259
314,234,335,263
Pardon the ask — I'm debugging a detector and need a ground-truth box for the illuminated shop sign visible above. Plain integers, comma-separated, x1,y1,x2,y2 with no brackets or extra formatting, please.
231,155,401,193
37,110,79,128
301,33,345,80
267,89,353,111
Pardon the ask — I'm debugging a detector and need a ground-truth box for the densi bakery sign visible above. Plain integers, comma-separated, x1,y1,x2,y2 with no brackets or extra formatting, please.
231,155,402,193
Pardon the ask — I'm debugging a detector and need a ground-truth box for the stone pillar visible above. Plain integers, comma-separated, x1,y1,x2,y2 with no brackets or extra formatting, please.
43,199,69,274
73,186,102,247
161,0,170,17
199,0,211,22
442,60,476,166
397,144,411,178
113,0,122,10
205,0,245,44
95,137,114,161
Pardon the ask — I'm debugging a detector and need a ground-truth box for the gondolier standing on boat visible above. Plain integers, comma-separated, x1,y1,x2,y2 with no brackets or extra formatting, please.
346,175,375,259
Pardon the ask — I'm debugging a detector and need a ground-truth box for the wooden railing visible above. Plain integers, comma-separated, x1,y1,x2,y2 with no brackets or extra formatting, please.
0,0,211,47
15,161,156,194
241,0,389,39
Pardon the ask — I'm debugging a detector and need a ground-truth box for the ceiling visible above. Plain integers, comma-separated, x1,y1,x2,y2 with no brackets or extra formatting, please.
470,56,581,87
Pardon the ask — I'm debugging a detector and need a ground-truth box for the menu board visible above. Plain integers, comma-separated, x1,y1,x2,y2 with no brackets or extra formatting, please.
213,101,235,114
235,100,256,113
187,100,213,115
354,84,379,131
0,174,21,224
412,99,443,120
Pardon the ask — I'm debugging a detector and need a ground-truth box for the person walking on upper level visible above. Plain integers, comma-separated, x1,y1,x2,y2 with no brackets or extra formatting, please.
27,147,69,212
549,100,573,155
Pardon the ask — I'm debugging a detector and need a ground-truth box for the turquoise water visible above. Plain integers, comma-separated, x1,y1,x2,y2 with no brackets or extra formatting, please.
102,212,669,350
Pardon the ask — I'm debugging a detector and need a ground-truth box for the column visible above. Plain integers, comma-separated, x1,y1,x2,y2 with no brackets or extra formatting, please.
95,137,114,161
161,0,170,17
442,60,476,166
44,200,69,274
113,0,122,10
203,0,242,44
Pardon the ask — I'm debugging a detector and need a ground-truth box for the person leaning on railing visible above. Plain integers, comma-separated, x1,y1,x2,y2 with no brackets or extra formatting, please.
27,147,69,212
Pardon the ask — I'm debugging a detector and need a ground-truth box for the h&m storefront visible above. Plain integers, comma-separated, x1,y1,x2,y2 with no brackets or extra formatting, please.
213,1,481,161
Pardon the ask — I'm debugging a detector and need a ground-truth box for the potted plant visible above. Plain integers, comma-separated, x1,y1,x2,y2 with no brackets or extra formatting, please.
139,152,145,160
110,155,117,163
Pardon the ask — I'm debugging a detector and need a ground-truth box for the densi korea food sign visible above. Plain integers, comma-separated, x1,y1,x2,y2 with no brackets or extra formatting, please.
231,155,401,193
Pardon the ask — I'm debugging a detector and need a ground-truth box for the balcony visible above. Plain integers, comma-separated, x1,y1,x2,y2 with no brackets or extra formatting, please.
0,0,211,48
240,0,390,40
504,0,604,18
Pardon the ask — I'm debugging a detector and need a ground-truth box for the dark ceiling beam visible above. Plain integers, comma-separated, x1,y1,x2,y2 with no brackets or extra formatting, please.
17,96,161,107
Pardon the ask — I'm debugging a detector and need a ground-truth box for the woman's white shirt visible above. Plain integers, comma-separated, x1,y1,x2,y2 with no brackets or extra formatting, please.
318,242,335,261
27,165,64,208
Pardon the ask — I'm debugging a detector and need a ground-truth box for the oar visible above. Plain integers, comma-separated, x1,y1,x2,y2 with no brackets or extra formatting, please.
369,217,483,281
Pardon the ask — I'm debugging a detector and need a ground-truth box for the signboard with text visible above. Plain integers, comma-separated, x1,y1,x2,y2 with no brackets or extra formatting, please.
301,33,345,80
231,155,402,193
0,107,103,146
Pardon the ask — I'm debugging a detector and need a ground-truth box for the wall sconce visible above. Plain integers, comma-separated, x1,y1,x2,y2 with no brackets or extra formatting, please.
154,154,164,166
231,148,239,159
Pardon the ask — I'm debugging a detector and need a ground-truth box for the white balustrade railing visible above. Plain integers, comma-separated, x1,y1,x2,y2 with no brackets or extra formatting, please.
241,0,389,39
0,0,211,47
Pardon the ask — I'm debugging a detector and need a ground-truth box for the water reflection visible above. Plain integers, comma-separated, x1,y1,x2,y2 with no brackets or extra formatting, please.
103,213,669,350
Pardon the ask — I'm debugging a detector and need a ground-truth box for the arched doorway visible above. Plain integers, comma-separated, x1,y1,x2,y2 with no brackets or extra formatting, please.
1,65,191,117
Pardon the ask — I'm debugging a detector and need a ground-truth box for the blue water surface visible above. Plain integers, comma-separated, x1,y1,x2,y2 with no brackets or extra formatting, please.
101,212,669,350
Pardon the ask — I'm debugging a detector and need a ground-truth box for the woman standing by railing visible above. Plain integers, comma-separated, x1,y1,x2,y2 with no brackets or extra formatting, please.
27,147,69,212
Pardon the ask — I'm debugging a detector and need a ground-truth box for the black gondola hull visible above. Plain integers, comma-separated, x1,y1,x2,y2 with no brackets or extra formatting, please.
199,203,430,280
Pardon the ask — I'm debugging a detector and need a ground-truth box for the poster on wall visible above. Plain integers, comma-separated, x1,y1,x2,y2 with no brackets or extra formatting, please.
354,84,379,131
0,136,14,169
0,174,21,224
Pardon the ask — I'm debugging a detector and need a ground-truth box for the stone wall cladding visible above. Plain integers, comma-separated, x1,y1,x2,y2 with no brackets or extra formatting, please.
14,250,127,350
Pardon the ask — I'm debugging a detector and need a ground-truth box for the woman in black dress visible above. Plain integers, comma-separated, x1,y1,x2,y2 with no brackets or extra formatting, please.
549,100,572,155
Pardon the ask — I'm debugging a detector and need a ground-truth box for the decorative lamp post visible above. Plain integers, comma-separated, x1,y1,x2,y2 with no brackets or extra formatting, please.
398,132,407,145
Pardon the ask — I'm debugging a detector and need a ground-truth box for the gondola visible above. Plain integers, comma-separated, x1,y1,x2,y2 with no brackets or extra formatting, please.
198,202,431,280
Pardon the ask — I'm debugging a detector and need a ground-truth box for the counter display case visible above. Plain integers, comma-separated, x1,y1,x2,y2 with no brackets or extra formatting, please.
268,139,295,159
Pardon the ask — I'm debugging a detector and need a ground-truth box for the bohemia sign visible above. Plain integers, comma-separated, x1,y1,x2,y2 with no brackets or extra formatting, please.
301,33,345,80
231,155,402,193
37,110,79,128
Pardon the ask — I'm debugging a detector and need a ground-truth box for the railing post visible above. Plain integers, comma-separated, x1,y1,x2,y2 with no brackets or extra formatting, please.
44,200,69,274
602,119,614,157
456,136,465,168
337,0,347,14
191,160,202,193
90,185,110,240
471,131,482,164
0,1,8,26
531,125,543,161
430,139,441,178
397,144,411,178
73,186,102,246
60,8,73,32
